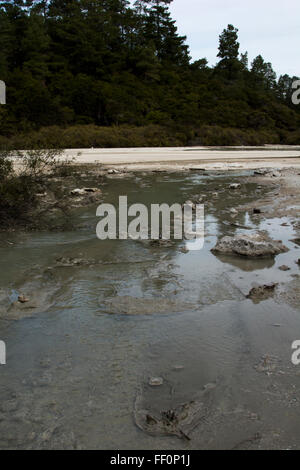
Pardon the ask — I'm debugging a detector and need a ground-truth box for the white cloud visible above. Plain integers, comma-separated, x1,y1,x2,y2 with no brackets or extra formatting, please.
170,0,299,76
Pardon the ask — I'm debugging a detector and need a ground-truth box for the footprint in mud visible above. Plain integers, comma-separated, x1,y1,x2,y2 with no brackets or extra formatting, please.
254,355,280,375
134,382,217,440
246,283,278,304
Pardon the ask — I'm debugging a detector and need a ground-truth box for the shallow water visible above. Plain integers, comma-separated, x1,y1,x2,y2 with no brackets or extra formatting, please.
0,172,300,450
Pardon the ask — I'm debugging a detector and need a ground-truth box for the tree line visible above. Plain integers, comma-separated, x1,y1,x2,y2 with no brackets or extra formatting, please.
0,0,299,147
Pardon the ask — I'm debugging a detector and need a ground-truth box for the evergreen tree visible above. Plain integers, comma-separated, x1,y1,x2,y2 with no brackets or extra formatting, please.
251,55,277,89
217,24,242,79
21,10,49,79
134,0,189,65
240,51,248,70
0,4,299,142
217,25,239,60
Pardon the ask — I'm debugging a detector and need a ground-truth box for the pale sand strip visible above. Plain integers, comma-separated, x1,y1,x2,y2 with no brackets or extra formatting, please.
13,146,300,171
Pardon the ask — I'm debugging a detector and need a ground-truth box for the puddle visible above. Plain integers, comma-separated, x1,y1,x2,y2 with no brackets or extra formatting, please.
0,171,299,449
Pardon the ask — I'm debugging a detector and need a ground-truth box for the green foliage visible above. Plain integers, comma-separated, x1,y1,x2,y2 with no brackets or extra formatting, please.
0,124,187,149
0,174,36,223
0,146,65,226
284,129,300,145
0,1,299,145
3,123,298,150
21,147,64,178
190,126,280,147
218,24,240,61
0,149,13,180
251,55,277,89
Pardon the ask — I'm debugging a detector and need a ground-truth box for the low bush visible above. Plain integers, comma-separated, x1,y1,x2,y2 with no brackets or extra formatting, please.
189,126,280,146
283,130,300,145
0,147,65,227
0,125,186,150
0,124,292,151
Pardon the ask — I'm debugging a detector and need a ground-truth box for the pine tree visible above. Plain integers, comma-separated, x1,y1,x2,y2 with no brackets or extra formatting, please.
251,55,276,89
134,0,189,65
218,24,239,61
240,51,248,70
0,2,299,140
0,5,14,80
217,24,241,77
21,10,49,79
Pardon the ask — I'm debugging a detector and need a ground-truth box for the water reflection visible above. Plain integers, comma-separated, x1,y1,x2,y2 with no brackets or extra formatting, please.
0,171,299,449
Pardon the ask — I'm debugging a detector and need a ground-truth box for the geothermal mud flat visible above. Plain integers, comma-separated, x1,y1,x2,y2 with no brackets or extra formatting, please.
0,157,300,450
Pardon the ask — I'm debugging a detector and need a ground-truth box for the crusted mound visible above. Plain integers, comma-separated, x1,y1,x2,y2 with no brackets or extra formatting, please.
212,232,288,258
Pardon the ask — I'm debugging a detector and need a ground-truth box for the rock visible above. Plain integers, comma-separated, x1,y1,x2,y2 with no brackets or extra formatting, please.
84,187,100,193
149,377,164,387
203,382,216,391
55,257,91,267
246,283,278,302
223,221,252,230
279,265,290,271
183,200,195,209
107,169,119,174
172,365,184,371
229,183,241,190
149,239,175,248
70,188,101,196
211,232,288,258
18,294,30,303
70,188,86,196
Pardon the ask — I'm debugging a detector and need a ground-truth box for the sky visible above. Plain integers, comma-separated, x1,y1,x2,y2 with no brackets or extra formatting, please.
169,0,299,78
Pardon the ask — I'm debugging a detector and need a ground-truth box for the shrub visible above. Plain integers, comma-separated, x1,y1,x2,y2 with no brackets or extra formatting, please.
283,130,300,145
0,123,289,152
0,150,13,180
0,125,187,150
21,148,64,178
0,147,65,228
0,174,37,223
189,126,280,146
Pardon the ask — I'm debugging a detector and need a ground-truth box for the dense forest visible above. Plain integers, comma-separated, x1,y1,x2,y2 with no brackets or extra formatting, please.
0,0,299,148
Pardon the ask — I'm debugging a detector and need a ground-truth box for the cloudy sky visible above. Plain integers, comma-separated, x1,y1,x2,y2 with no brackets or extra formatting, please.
169,0,299,77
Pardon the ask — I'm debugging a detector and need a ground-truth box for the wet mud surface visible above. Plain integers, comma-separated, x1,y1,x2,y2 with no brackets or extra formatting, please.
0,168,300,449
